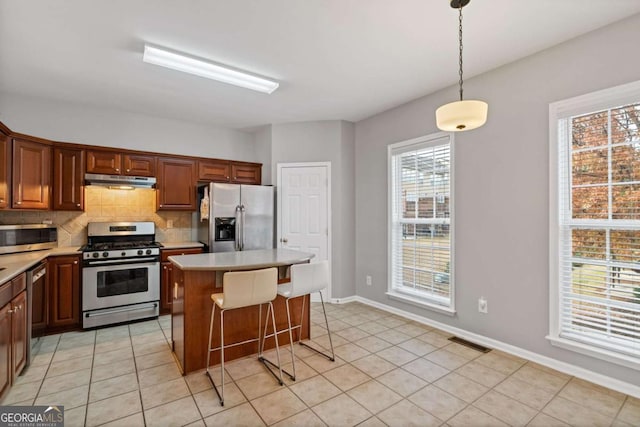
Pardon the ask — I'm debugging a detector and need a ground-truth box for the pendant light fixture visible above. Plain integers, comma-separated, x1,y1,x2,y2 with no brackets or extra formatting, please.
436,0,488,132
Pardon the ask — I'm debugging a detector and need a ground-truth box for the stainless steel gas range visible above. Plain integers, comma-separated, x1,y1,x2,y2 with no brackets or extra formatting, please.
81,221,161,328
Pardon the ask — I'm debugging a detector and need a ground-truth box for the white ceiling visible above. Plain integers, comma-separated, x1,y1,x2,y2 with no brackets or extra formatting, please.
1,0,640,130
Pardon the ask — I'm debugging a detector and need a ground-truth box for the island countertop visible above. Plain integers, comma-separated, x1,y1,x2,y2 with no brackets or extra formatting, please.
168,248,315,271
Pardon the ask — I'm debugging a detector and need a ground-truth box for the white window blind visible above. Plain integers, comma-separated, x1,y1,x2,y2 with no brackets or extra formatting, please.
557,102,640,359
389,134,453,310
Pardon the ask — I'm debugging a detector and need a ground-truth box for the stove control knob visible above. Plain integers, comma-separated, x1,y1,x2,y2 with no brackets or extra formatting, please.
145,249,152,255
92,252,100,258
137,249,144,255
102,252,109,258
121,252,126,257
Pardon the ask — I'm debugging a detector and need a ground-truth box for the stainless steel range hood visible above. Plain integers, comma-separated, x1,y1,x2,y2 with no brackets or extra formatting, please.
85,173,156,189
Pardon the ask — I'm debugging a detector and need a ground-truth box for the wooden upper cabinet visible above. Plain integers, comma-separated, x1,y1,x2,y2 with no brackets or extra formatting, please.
123,154,155,177
12,139,51,210
87,150,155,177
0,130,9,209
157,157,197,211
198,159,230,182
53,147,84,211
231,162,261,185
86,150,122,175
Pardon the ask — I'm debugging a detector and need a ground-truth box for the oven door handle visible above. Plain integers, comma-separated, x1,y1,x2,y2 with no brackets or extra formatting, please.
85,302,158,317
85,257,158,266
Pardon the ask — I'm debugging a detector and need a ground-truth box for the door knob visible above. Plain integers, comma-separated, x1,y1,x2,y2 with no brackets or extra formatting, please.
280,238,288,243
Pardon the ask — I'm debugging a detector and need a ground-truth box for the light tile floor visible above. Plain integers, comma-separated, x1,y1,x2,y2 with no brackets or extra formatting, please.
2,302,639,426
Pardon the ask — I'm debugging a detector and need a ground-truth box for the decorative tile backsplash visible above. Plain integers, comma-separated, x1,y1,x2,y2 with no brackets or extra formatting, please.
0,187,194,247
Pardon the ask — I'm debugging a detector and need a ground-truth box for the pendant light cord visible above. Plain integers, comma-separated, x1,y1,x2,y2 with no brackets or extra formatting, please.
458,5,464,102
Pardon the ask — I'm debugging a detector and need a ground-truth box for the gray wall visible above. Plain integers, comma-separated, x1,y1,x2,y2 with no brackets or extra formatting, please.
354,14,640,385
253,125,273,185
0,92,256,161
270,121,356,299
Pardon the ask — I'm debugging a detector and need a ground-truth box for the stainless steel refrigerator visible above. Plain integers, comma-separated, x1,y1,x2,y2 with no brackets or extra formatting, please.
197,183,275,252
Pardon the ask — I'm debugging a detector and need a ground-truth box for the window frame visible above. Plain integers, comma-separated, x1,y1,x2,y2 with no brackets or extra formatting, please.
387,132,455,315
548,79,640,370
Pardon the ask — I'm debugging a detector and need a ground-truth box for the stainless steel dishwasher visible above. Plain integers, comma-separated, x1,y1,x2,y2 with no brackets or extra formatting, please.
26,260,47,366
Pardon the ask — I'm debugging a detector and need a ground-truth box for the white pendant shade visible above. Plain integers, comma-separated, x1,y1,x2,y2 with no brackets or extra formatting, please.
436,99,488,132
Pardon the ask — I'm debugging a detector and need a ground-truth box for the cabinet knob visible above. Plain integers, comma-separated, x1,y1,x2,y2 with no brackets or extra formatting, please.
15,201,21,205
76,203,81,207
115,168,120,172
74,260,78,264
7,309,13,314
126,169,130,172
0,198,4,202
226,176,229,179
163,265,167,270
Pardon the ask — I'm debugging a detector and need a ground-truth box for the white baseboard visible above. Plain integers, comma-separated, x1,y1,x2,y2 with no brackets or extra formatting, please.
330,295,358,304
349,295,640,399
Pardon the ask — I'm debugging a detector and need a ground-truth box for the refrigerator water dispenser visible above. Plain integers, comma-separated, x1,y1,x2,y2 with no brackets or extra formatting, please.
214,217,236,241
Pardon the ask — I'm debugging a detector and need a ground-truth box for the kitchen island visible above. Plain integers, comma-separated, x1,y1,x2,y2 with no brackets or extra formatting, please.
168,248,315,374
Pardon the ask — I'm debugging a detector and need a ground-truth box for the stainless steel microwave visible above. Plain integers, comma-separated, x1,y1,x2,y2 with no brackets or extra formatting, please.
0,224,58,254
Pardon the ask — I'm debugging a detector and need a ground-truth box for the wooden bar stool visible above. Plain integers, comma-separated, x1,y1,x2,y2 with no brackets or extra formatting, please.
275,260,335,380
205,267,283,406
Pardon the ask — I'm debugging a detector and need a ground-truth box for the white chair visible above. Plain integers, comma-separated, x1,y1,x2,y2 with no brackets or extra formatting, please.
205,267,283,406
276,260,334,380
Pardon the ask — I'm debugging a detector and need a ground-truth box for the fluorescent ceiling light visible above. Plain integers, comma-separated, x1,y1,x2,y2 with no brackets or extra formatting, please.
143,44,279,94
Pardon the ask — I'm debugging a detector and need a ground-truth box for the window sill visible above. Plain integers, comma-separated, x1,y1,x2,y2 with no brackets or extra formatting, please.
386,290,456,316
546,335,640,371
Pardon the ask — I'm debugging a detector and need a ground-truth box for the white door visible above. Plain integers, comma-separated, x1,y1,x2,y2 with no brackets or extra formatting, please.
278,163,331,299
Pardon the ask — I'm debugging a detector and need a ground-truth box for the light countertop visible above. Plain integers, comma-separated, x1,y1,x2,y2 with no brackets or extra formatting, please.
0,246,82,284
169,248,315,271
160,241,205,250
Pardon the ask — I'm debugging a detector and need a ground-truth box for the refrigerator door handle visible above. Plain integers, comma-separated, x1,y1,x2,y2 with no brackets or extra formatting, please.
240,204,246,250
235,205,242,251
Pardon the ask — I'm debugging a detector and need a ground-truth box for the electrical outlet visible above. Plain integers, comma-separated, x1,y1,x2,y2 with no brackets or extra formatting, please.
366,275,372,286
478,297,488,314
167,220,174,229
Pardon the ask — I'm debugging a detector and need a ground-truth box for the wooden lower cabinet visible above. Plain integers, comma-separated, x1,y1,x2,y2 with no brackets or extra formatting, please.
0,273,28,400
0,303,12,398
11,291,27,378
48,255,81,330
161,247,203,314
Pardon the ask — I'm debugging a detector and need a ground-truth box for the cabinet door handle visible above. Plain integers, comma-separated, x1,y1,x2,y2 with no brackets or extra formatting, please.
173,283,178,300
7,309,13,314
